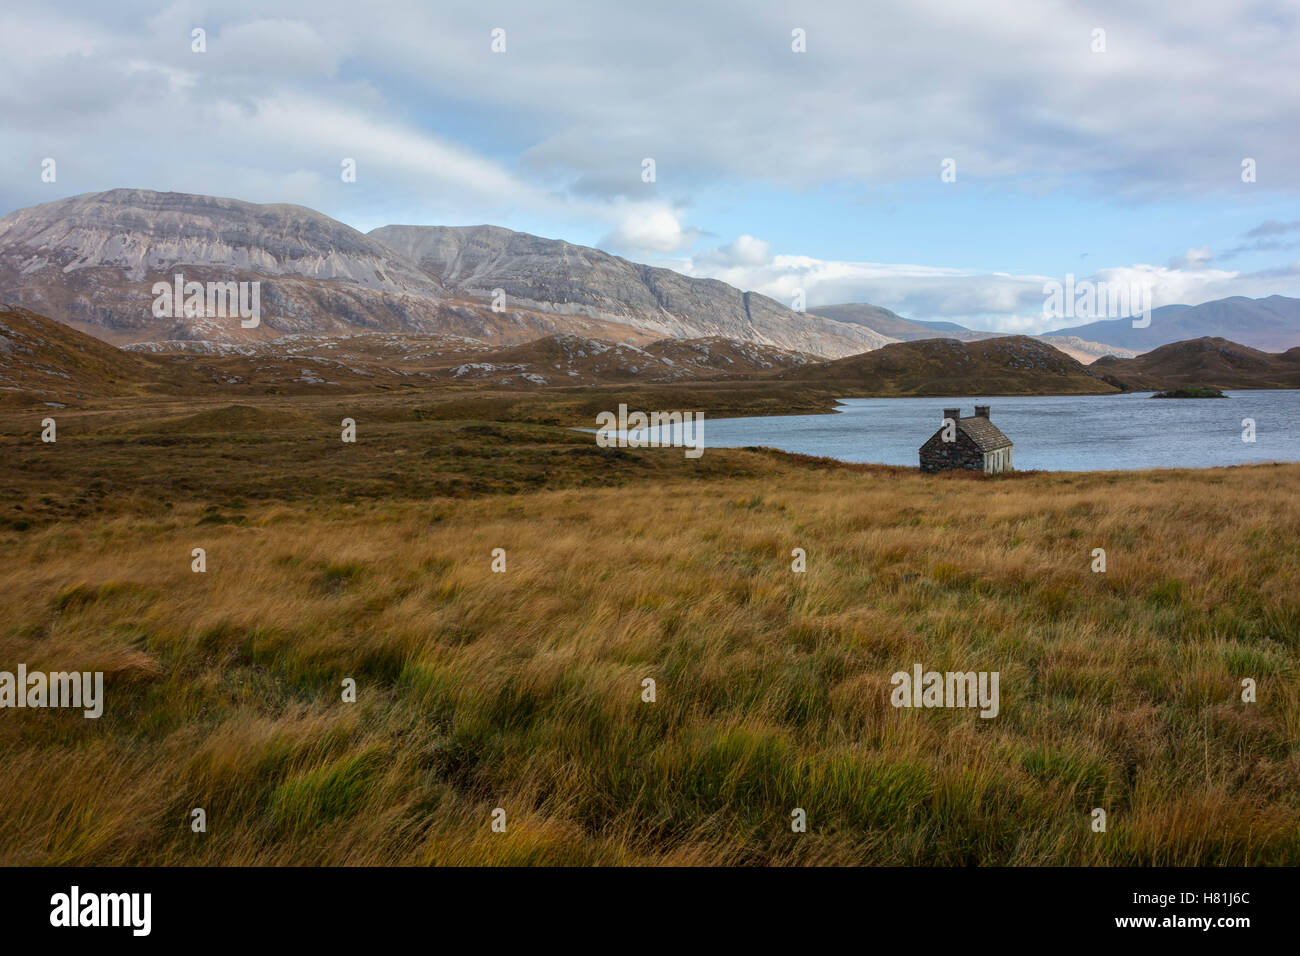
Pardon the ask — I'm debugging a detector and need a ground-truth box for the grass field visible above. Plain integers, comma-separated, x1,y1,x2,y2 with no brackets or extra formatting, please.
1,393,1298,865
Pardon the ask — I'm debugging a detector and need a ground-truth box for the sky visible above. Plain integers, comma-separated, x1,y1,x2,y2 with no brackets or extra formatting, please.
2,0,1298,331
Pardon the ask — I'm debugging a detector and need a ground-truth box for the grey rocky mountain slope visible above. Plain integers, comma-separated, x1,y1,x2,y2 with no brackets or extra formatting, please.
811,303,995,341
0,189,443,291
0,189,465,343
370,224,893,357
0,190,891,356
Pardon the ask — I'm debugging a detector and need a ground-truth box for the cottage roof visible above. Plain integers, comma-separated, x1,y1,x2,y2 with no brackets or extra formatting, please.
955,415,1012,452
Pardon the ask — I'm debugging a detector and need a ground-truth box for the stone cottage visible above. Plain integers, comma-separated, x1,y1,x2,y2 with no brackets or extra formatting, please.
919,405,1013,474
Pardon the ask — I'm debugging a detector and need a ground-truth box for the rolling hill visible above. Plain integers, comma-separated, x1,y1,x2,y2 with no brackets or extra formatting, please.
783,336,1120,396
0,303,196,404
0,301,824,401
128,332,821,389
1089,337,1300,391
810,303,1136,363
7,297,1296,409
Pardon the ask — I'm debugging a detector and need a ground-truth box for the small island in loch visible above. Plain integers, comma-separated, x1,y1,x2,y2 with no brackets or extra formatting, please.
1151,386,1228,398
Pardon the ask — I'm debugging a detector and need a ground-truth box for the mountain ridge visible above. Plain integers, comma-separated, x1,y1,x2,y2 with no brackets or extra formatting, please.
1044,295,1300,352
369,223,893,355
0,190,891,358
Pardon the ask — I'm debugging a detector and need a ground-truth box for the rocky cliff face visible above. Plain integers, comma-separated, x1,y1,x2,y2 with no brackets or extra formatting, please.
0,190,890,357
0,189,444,291
369,224,894,357
0,190,458,343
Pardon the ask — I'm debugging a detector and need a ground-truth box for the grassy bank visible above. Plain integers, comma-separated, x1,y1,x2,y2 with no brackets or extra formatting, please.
1,397,1298,865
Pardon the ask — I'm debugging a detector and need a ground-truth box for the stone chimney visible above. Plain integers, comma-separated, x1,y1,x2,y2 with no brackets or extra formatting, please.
974,405,990,419
943,407,961,424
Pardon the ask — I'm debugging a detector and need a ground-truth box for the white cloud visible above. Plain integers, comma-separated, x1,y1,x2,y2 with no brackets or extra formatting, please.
695,234,772,268
600,207,698,255
1168,245,1214,270
680,236,1281,332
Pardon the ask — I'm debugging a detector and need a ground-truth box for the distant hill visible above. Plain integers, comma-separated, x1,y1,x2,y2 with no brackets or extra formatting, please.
908,318,976,332
130,332,821,389
10,292,1293,407
810,302,1134,363
1045,295,1300,353
783,336,1119,396
810,303,992,341
0,304,497,400
1039,335,1139,364
411,335,821,387
645,337,820,375
1090,337,1300,391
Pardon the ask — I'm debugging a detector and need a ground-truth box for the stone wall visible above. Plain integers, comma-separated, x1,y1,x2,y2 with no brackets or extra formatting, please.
919,433,984,473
